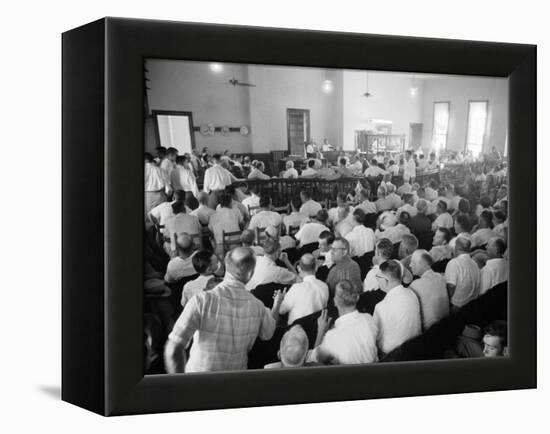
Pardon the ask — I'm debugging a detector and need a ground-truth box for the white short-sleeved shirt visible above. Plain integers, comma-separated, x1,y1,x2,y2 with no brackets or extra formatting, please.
279,275,329,324
248,210,283,231
363,265,380,292
300,168,318,178
429,245,453,263
282,168,299,179
409,269,450,330
445,253,480,307
480,258,508,294
242,194,261,214
432,212,454,231
471,228,496,248
403,159,416,181
397,203,418,218
208,207,242,245
364,165,387,177
245,256,296,291
300,199,323,217
356,200,377,214
181,274,213,307
311,311,378,365
375,224,410,245
165,254,197,283
345,225,375,258
164,213,201,239
373,285,422,354
283,212,309,233
295,222,329,246
190,205,215,226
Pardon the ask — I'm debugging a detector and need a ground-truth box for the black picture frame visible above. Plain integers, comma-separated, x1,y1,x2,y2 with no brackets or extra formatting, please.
62,17,536,416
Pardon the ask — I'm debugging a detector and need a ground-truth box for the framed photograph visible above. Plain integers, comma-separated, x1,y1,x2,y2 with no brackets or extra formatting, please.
62,17,536,416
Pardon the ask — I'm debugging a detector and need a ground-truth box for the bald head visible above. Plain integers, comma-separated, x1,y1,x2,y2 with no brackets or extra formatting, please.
410,249,434,276
455,236,472,254
175,233,194,256
225,247,257,284
298,253,316,275
240,229,256,246
416,199,428,214
279,325,309,368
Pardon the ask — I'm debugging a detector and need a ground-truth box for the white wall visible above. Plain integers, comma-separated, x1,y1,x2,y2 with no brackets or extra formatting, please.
421,76,508,154
342,71,424,150
245,64,340,153
146,59,253,153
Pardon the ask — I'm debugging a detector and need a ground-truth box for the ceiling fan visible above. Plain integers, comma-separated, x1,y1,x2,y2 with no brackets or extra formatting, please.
220,75,256,87
218,66,256,87
362,72,373,98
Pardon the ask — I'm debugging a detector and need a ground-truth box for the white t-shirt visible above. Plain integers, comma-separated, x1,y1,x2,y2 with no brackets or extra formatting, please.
345,225,375,258
480,258,508,294
295,222,329,246
300,199,323,217
445,253,480,307
409,269,450,330
245,256,296,291
373,285,422,354
248,210,283,231
279,275,329,324
310,311,378,365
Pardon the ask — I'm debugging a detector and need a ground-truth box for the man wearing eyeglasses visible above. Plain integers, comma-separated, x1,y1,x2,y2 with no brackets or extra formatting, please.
373,260,422,356
325,238,362,302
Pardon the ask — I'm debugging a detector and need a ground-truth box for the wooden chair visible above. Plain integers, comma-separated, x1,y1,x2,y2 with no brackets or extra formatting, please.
272,204,290,214
288,224,300,238
247,204,261,216
222,229,243,254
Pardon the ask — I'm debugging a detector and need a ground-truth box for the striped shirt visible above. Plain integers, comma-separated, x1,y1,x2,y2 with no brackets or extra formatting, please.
168,277,276,372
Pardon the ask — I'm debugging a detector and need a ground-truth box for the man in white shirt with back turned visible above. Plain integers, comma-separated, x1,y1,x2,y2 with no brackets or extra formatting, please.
409,250,450,331
344,208,375,258
170,155,199,202
480,237,508,294
279,254,329,325
445,237,480,311
144,152,169,215
245,238,297,291
308,280,378,365
299,190,323,218
373,260,421,355
247,195,283,231
403,150,416,183
203,153,239,209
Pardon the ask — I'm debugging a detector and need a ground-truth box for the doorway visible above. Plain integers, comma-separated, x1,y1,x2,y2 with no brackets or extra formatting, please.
287,108,310,156
409,123,423,150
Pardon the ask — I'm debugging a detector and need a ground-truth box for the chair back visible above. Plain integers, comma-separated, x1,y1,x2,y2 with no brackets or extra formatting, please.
222,229,242,254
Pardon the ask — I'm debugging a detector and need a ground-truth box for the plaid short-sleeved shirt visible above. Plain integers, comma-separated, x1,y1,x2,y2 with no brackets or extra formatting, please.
168,277,276,372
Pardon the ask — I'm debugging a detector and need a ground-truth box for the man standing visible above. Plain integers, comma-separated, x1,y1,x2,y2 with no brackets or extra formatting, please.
165,247,285,373
203,153,239,209
409,250,450,330
144,152,169,215
403,150,416,184
373,260,422,355
171,155,200,206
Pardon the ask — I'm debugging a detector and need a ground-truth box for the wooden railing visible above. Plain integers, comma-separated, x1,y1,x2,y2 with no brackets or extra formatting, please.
231,170,441,206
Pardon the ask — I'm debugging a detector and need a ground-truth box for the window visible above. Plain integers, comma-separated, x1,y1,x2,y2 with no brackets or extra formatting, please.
432,102,450,150
466,101,488,157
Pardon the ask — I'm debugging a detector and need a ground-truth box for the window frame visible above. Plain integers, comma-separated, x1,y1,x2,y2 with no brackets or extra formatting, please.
465,99,489,155
432,101,451,151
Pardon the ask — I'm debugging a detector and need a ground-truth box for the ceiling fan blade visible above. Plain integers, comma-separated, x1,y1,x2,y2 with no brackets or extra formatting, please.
236,82,256,87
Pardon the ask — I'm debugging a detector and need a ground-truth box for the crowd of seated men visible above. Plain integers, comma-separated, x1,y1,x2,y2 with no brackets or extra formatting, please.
144,146,509,374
